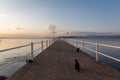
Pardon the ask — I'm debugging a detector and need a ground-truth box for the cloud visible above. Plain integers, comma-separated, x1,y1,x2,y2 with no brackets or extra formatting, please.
45,24,56,34
41,24,57,37
16,27,22,30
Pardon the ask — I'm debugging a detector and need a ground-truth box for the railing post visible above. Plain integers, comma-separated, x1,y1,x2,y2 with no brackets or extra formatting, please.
96,42,99,61
47,40,48,46
48,40,49,46
49,40,51,45
53,39,54,43
73,40,75,46
76,40,78,47
51,39,53,44
50,40,51,45
50,40,52,45
31,42,34,60
41,40,43,51
46,40,48,47
83,40,84,51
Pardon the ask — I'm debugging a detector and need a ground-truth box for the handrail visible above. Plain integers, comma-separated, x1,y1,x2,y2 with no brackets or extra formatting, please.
0,44,31,52
84,41,96,45
84,46,120,62
0,39,54,72
83,41,120,49
0,47,42,70
0,41,49,53
34,42,41,44
98,52,120,62
67,39,120,62
99,43,120,49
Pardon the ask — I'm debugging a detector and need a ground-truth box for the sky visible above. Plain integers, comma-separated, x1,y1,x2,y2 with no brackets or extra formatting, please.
0,0,120,38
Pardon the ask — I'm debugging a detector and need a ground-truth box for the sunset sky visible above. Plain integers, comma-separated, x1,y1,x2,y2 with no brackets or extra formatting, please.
0,0,120,38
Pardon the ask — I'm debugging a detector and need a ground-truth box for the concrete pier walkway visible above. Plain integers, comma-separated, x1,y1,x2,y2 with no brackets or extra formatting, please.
7,40,120,80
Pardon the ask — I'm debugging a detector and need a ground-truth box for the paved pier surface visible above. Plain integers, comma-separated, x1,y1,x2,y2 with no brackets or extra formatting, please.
7,40,120,80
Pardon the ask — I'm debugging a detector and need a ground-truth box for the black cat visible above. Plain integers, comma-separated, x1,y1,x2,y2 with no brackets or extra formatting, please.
26,59,33,63
74,59,80,72
76,48,80,52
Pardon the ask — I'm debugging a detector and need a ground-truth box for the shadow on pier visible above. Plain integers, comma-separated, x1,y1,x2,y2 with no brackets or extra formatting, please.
7,40,120,80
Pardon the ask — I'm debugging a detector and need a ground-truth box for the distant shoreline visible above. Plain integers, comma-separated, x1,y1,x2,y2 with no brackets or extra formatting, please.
58,35,120,38
0,37,52,39
0,35,120,39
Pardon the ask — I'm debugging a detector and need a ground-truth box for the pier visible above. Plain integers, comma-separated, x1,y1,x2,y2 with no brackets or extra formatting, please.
6,40,120,80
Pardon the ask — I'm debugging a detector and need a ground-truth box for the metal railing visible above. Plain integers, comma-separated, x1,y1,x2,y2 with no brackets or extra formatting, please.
66,39,120,62
0,39,54,71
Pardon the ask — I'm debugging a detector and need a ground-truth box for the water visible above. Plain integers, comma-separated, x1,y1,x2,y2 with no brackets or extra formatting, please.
69,37,120,71
0,38,120,77
0,38,48,77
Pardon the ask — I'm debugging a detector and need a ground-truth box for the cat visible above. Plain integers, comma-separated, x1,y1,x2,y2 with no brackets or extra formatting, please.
26,59,33,63
74,59,80,72
76,48,80,52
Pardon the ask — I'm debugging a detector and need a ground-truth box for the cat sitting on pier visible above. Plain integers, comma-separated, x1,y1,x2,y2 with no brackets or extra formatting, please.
74,59,80,72
26,59,33,63
76,48,80,52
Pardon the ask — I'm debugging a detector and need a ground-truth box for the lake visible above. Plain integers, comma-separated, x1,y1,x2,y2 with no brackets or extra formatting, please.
0,38,120,77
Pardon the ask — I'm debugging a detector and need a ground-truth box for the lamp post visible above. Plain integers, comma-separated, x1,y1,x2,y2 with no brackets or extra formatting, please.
67,32,69,41
67,32,68,37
